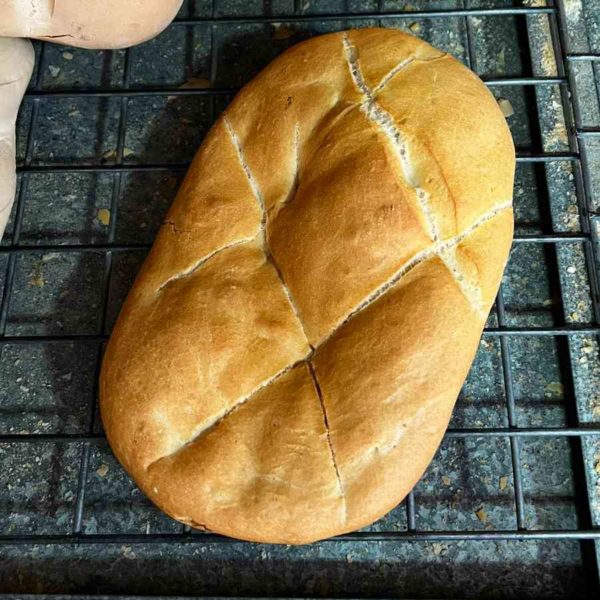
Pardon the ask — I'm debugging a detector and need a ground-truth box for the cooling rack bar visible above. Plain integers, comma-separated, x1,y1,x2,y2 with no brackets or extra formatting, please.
484,76,565,86
0,243,151,253
1,326,598,344
22,76,566,99
1,427,599,444
406,492,417,531
495,289,526,528
12,153,581,175
577,128,600,137
17,164,188,174
566,53,600,61
170,7,553,25
515,152,579,162
0,234,589,255
0,529,597,546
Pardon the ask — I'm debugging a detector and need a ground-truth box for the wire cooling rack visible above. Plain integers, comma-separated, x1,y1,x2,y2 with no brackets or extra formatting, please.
1,0,600,597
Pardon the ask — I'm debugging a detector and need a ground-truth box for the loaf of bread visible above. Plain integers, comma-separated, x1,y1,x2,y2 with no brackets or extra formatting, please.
100,28,515,544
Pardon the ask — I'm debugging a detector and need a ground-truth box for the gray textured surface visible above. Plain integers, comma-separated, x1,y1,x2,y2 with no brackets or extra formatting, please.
0,539,590,598
0,0,599,597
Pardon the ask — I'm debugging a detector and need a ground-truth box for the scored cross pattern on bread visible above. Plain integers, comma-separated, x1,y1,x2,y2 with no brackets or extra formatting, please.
100,28,515,544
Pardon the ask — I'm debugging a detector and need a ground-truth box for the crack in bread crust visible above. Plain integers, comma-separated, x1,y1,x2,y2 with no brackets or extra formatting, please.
371,52,448,95
146,356,309,470
224,116,268,228
372,57,415,95
438,247,486,319
342,33,495,315
343,33,440,242
156,236,255,292
224,116,312,347
317,200,512,349
308,361,346,520
271,122,301,220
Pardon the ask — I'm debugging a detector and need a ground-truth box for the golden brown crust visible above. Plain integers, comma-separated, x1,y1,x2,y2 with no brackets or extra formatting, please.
100,28,515,544
312,255,485,528
146,364,346,544
102,240,310,472
268,106,433,345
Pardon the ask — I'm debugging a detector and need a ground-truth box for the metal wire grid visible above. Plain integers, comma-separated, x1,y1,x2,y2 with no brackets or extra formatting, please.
0,0,599,590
